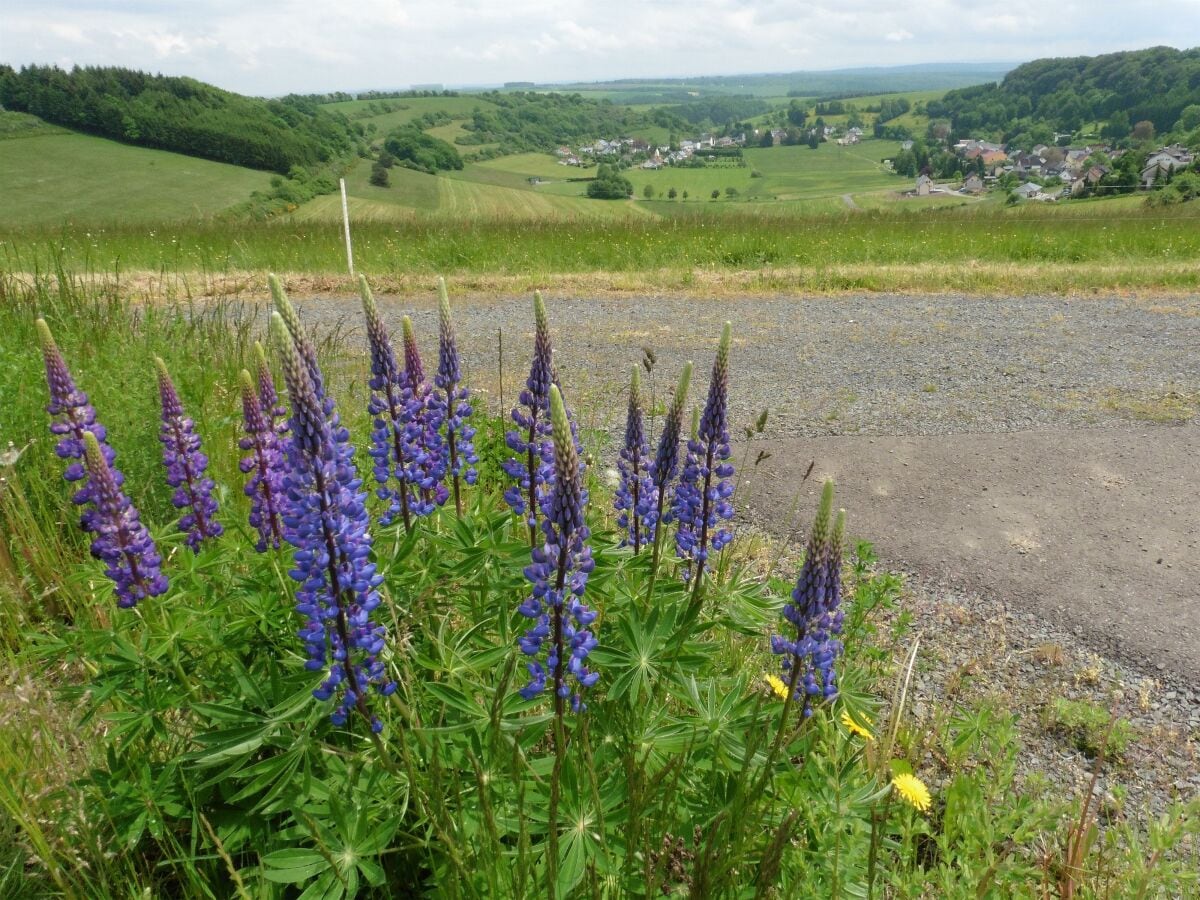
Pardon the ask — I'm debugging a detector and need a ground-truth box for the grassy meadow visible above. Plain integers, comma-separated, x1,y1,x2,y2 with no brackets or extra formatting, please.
0,121,273,227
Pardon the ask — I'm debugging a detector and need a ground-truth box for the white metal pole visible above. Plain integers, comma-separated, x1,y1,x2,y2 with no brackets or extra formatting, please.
339,177,355,276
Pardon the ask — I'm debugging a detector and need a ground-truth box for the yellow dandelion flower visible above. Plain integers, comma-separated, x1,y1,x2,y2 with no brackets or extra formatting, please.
764,674,790,700
840,709,874,741
891,773,932,812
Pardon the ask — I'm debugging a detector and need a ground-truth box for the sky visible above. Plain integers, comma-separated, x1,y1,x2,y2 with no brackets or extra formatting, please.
3,0,1197,96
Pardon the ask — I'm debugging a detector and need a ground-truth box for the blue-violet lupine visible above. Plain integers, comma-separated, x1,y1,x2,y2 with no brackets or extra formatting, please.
37,318,122,534
615,366,657,553
435,277,478,515
648,361,693,535
673,323,735,583
271,312,395,732
81,431,168,608
517,384,599,712
359,276,419,531
770,480,845,714
156,358,223,552
400,315,449,515
502,291,559,545
238,369,287,551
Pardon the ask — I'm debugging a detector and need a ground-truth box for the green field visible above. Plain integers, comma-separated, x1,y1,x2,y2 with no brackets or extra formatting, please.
324,95,498,134
0,129,273,227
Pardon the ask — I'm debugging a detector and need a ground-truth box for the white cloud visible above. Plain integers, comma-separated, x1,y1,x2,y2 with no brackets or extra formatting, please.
0,0,1191,95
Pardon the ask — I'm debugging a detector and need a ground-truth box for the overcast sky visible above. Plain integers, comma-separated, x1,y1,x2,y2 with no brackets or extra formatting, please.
3,0,1197,96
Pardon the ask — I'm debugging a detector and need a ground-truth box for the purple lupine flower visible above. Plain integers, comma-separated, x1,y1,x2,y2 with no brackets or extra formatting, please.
359,276,418,531
238,369,287,552
37,318,122,533
673,323,735,583
254,340,289,435
614,366,657,554
770,481,845,715
517,385,599,712
156,358,222,552
399,315,449,515
271,312,395,732
80,431,168,608
503,291,556,545
435,277,478,516
648,362,693,538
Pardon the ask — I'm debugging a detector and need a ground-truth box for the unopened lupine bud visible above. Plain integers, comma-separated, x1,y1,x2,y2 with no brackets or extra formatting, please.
614,366,656,552
435,278,478,512
238,369,286,551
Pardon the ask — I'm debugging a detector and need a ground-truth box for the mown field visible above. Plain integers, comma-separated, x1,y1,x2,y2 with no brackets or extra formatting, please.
0,124,273,227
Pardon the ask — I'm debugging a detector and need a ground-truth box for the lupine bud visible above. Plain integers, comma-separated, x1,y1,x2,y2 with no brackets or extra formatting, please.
156,358,222,552
81,432,168,608
254,340,288,433
270,274,327,409
614,366,656,552
650,361,692,517
516,385,598,712
37,318,122,533
435,278,478,513
673,323,735,581
771,481,844,713
271,310,395,731
238,369,286,551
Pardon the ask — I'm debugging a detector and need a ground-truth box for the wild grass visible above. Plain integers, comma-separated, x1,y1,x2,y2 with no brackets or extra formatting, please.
4,206,1199,294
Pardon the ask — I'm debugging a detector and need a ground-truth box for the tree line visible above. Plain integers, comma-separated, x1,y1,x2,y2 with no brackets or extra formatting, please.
0,65,360,174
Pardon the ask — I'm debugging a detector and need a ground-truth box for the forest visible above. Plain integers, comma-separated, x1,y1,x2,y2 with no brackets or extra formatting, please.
0,65,360,173
927,46,1200,141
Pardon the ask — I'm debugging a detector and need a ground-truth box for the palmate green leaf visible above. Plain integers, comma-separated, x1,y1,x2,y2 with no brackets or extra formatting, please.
261,848,330,883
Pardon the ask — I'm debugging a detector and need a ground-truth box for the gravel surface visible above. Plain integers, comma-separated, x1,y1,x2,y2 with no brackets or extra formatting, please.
279,290,1200,822
290,290,1200,439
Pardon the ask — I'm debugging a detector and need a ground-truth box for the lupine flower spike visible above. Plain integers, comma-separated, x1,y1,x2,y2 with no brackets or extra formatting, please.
271,312,395,731
673,323,735,585
770,481,846,716
516,384,599,712
81,432,168,608
238,369,287,551
359,276,416,531
254,340,289,435
649,362,692,531
503,291,555,545
400,315,449,512
37,318,121,533
614,366,656,553
435,277,478,515
155,358,222,552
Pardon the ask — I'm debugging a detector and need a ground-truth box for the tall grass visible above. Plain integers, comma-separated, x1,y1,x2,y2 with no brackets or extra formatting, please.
3,205,1199,284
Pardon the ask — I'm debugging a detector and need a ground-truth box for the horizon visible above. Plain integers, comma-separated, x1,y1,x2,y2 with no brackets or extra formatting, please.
3,0,1195,96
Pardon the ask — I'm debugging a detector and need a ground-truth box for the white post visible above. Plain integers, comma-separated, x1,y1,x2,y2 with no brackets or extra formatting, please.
339,177,355,277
